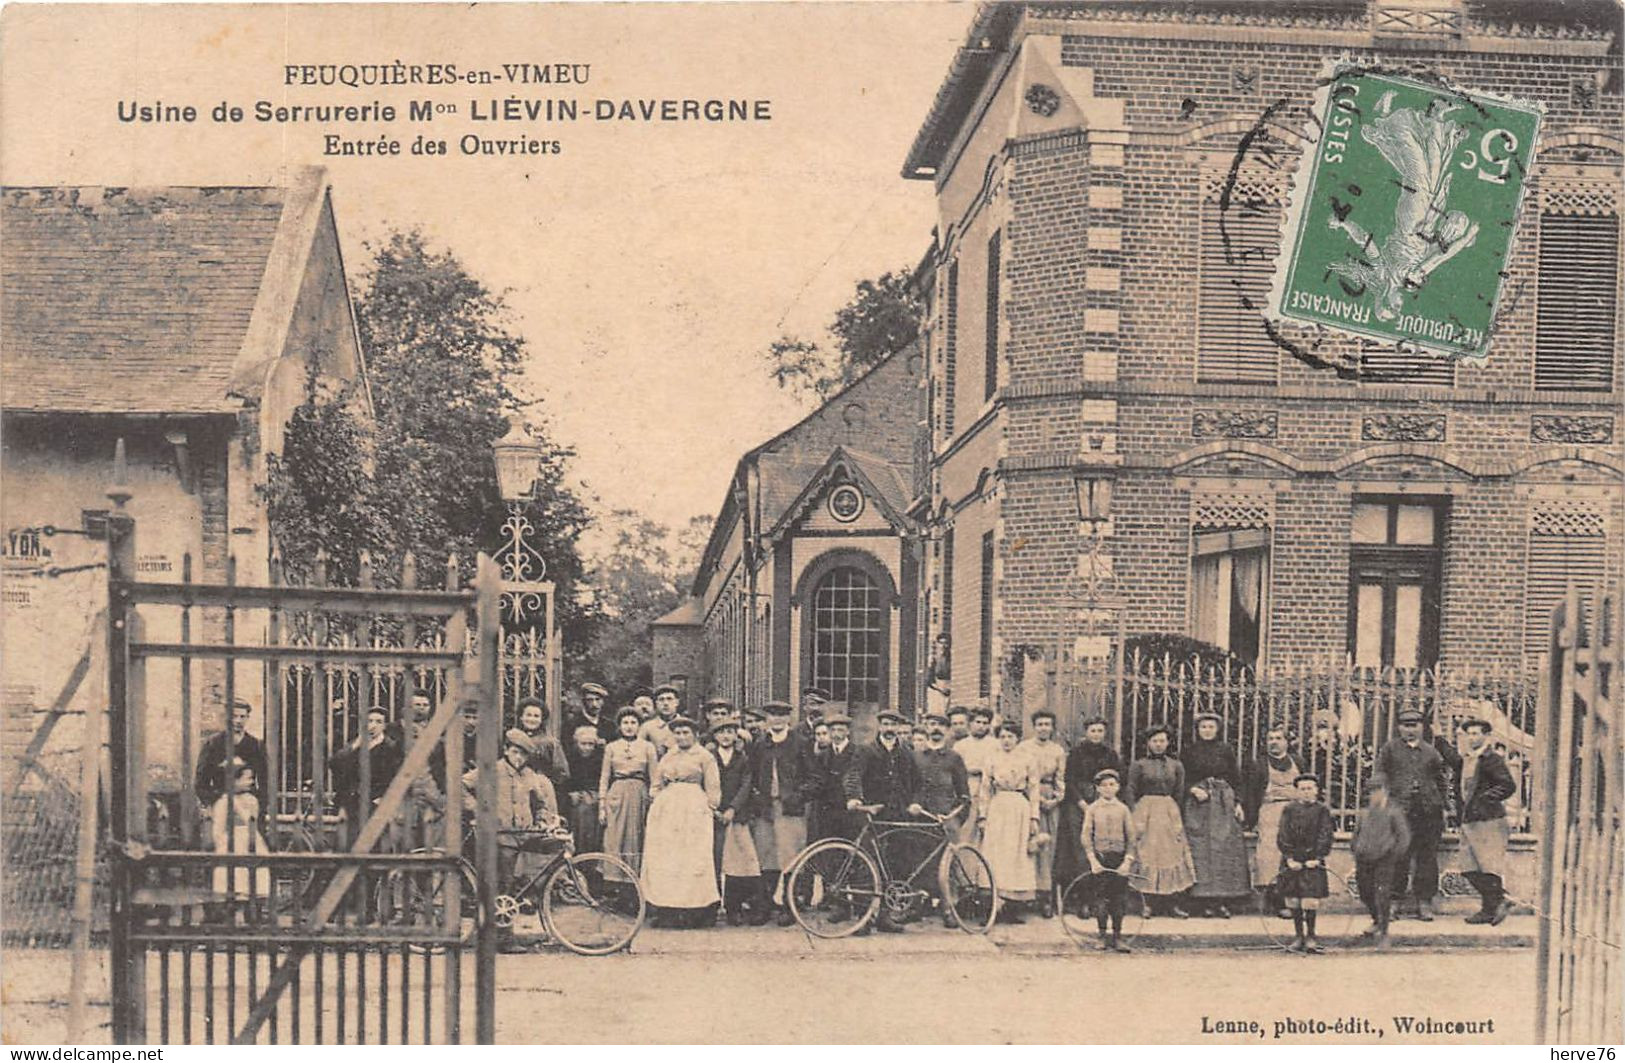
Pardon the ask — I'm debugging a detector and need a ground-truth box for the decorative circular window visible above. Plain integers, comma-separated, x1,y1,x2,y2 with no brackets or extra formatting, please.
827,484,865,524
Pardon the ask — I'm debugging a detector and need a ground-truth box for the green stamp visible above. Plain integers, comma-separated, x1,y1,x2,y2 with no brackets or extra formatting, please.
1272,68,1543,359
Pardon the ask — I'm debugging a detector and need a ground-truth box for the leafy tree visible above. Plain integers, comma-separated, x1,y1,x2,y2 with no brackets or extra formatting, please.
267,229,596,659
767,269,923,403
576,512,710,697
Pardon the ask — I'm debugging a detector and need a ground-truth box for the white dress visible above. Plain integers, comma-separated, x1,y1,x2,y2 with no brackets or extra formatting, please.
980,748,1039,900
641,746,722,909
211,793,270,898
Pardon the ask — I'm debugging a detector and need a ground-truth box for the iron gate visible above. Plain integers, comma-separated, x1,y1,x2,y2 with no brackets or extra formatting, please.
1535,587,1622,1043
106,510,503,1044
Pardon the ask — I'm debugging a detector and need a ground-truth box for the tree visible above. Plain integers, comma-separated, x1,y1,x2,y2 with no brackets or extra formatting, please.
767,268,923,403
575,512,710,696
267,229,595,659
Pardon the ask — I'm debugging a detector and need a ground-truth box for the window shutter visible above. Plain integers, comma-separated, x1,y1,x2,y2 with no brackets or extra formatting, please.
1359,340,1456,386
944,259,958,434
1535,203,1619,392
978,531,994,698
985,231,1001,401
1524,501,1609,656
1198,169,1281,385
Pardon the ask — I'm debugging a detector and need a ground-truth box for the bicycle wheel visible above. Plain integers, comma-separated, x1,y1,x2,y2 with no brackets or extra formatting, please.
1059,870,1147,948
785,839,882,938
939,843,998,934
1258,868,1362,951
541,852,645,956
374,849,482,954
271,828,318,919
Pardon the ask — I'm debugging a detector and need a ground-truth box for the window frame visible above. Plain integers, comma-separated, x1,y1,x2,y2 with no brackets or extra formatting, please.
1345,495,1449,671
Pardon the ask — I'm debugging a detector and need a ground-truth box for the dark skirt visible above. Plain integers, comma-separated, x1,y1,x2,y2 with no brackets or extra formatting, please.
1278,864,1329,899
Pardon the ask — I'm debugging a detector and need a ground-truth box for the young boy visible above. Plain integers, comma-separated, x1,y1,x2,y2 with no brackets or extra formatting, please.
1276,773,1335,954
1080,768,1136,953
1351,778,1411,950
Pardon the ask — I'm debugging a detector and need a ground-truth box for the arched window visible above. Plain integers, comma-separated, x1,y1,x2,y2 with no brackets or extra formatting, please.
811,566,884,703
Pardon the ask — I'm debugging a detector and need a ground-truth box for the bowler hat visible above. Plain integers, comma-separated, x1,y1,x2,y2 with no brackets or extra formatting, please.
1460,718,1492,734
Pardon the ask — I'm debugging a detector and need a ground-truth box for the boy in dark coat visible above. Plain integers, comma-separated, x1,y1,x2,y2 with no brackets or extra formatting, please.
1352,778,1411,950
1277,773,1335,953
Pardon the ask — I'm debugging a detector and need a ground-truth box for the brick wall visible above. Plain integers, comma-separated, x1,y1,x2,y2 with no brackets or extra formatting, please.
919,4,1623,686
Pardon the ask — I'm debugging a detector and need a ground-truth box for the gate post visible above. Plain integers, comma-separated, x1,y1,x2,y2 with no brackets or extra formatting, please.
106,499,142,1043
474,554,502,1045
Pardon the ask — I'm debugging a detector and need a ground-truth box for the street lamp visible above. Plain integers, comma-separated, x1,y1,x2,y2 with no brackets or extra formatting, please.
490,423,549,620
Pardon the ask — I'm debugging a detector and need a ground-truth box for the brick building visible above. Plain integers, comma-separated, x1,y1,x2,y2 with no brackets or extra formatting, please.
1,166,370,786
660,349,924,737
905,1,1623,718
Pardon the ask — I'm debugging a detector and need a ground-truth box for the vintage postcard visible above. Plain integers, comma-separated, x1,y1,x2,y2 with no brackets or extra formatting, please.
0,0,1620,1049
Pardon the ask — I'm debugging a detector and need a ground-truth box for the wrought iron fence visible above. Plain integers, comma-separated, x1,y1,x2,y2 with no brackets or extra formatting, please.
1039,650,1539,832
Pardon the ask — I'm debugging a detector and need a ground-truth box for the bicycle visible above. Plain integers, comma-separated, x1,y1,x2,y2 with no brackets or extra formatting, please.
785,806,997,938
485,825,646,955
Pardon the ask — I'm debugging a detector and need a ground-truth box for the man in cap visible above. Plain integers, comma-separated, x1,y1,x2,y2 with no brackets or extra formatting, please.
842,708,922,932
1018,709,1068,917
710,715,762,925
749,700,812,925
570,682,617,745
1457,717,1516,925
467,729,558,951
914,711,973,883
797,687,830,743
956,707,998,843
809,710,860,843
1372,708,1454,920
700,697,736,752
639,684,685,757
739,705,766,750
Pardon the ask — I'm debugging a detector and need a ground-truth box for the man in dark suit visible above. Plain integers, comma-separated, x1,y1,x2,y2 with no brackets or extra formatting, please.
195,697,269,811
841,708,921,933
809,711,860,842
711,716,760,925
568,681,617,745
797,686,830,744
331,706,405,839
750,700,813,925
1372,708,1453,920
1457,717,1518,925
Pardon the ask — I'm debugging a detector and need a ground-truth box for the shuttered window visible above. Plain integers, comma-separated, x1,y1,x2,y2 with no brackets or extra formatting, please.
1524,502,1609,657
1535,211,1619,391
944,260,958,435
1359,341,1455,386
978,531,994,698
1198,170,1281,384
985,231,1001,401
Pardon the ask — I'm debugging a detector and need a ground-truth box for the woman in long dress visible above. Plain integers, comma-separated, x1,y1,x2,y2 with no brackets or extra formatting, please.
1180,712,1251,916
1126,725,1196,916
641,717,722,928
979,720,1040,922
211,761,270,907
598,707,658,897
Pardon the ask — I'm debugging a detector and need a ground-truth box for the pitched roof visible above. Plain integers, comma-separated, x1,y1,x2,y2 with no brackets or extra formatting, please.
2,175,325,414
761,445,913,543
652,598,703,627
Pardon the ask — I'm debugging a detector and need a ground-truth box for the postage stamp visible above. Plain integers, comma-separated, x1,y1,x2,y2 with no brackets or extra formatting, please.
1271,66,1544,360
